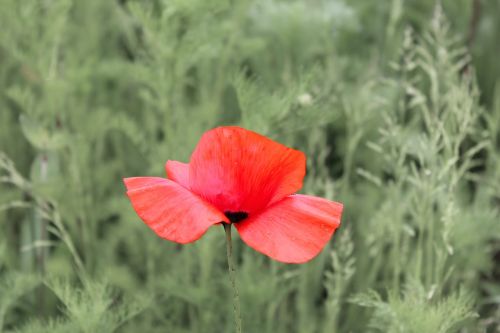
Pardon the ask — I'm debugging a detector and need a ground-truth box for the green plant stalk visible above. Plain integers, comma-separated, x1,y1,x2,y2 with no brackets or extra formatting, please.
20,215,34,272
35,152,49,316
36,153,48,275
426,178,435,287
49,208,87,280
392,221,401,295
223,223,242,333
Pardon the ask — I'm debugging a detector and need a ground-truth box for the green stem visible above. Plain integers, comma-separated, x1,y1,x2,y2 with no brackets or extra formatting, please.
223,223,242,333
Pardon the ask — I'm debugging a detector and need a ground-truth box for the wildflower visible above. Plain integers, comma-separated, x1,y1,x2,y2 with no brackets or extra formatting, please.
124,126,343,263
297,93,313,106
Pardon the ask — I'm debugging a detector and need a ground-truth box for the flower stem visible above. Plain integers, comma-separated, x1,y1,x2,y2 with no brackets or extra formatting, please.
223,223,242,333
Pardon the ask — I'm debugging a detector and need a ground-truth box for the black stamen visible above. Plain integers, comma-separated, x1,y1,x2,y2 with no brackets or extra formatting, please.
224,211,248,223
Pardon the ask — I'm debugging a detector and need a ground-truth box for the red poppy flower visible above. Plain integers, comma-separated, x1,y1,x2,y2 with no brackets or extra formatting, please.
124,126,343,263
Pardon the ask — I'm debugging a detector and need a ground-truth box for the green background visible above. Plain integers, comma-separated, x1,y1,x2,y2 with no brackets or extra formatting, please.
1,0,499,332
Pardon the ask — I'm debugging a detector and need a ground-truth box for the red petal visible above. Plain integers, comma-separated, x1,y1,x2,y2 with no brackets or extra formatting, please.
234,195,343,263
166,160,189,188
124,177,228,244
189,126,306,214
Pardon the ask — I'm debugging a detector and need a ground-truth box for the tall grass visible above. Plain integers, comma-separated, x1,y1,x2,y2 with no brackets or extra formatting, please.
0,1,499,332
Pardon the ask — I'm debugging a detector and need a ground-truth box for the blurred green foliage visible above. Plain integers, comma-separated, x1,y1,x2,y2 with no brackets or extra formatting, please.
0,0,499,332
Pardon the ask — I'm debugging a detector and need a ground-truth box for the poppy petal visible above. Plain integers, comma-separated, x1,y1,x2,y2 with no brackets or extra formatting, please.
234,195,343,263
189,126,306,213
166,160,189,188
124,177,228,244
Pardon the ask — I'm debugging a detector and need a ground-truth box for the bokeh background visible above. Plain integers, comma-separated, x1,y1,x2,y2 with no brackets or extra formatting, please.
1,0,500,332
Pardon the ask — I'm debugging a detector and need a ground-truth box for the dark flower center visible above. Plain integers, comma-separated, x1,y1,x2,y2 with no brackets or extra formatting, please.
224,211,248,223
